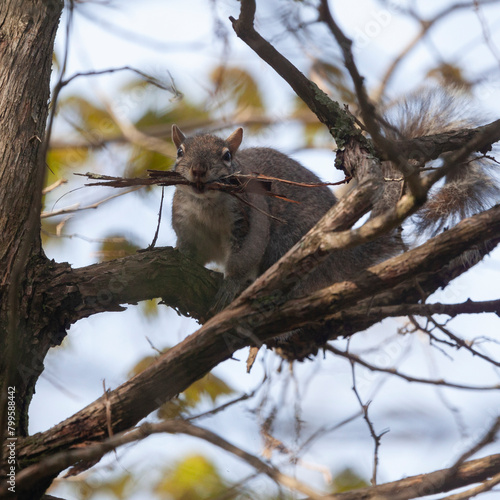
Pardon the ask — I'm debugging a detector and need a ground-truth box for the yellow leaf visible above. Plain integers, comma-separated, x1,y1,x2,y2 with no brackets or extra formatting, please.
155,455,228,499
331,468,369,493
210,65,265,114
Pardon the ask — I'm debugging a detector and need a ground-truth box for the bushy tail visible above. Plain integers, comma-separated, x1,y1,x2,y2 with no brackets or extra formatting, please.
382,88,500,235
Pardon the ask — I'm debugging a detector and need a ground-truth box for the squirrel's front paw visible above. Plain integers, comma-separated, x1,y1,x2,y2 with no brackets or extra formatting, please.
209,278,246,315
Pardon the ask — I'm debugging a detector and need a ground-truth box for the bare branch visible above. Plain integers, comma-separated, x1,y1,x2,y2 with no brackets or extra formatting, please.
229,0,370,151
320,453,500,500
42,178,67,195
41,186,142,219
326,344,499,391
374,0,500,99
10,420,328,500
349,353,387,485
447,417,500,478
437,471,500,500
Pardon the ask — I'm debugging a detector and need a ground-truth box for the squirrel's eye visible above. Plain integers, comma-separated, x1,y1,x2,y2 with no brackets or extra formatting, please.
222,150,231,162
177,147,184,158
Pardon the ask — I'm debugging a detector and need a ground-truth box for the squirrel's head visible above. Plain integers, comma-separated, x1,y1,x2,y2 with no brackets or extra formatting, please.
172,124,243,196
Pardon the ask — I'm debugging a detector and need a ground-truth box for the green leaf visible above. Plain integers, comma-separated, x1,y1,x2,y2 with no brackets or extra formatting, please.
158,372,235,419
134,99,210,130
60,95,119,135
129,355,158,377
70,472,134,500
46,147,90,181
140,298,160,319
330,468,369,493
155,455,230,499
126,148,174,179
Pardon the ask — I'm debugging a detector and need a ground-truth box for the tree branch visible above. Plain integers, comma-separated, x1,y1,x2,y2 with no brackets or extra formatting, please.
229,0,369,151
45,247,222,327
325,344,499,391
9,420,327,500
321,453,500,500
16,205,500,483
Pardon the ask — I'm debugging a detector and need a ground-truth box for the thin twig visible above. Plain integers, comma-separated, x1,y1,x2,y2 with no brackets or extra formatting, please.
447,416,500,478
59,66,178,95
318,0,425,197
374,0,500,99
12,420,328,500
146,186,164,250
41,186,143,218
325,344,500,391
42,178,67,195
348,341,386,485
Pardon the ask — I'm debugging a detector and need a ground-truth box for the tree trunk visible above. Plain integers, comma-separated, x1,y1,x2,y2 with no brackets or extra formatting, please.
0,0,63,437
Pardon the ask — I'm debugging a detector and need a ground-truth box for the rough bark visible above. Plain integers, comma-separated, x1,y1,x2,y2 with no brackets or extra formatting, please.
323,453,500,500
0,0,63,436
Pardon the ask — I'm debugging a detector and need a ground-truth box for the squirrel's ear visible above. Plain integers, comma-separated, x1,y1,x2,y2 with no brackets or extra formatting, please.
226,127,243,155
172,124,186,149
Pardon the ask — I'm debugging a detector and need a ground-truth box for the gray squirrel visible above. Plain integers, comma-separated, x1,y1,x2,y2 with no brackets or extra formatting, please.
171,91,499,356
171,126,399,308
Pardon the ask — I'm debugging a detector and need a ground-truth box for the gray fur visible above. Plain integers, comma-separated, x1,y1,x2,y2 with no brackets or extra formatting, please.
383,88,500,235
171,126,400,315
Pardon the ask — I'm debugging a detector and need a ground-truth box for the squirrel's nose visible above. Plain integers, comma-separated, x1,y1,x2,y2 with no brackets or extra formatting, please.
191,165,207,179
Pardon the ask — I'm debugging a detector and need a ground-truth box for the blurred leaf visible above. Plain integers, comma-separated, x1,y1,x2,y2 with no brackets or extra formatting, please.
126,148,174,179
155,455,232,500
210,65,265,115
52,51,60,72
158,372,234,419
60,95,119,135
134,99,210,130
330,468,369,493
46,146,90,184
95,234,140,262
140,298,160,319
129,354,158,376
69,473,134,500
426,63,473,92
120,77,152,93
185,372,234,404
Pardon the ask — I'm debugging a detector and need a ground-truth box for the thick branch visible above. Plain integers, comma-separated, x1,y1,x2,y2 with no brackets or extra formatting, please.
267,236,499,358
229,0,368,151
322,454,500,500
45,247,222,327
16,205,500,479
397,118,500,165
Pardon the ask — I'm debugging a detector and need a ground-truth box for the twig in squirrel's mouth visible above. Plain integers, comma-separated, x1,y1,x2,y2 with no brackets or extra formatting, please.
74,170,352,223
75,170,350,205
